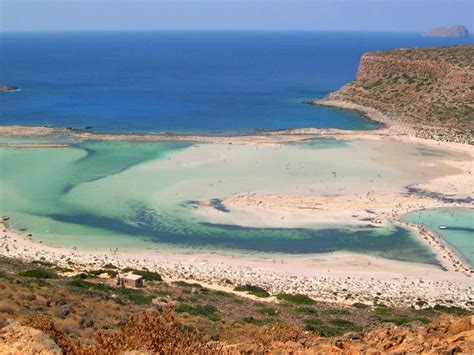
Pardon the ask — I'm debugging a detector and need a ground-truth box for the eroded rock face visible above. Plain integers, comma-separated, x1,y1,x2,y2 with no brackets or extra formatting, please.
0,322,62,355
423,25,469,38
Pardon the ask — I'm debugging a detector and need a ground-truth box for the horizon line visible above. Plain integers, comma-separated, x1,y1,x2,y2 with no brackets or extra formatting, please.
0,29,435,34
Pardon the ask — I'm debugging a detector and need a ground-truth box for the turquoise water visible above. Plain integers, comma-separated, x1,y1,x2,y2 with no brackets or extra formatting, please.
402,208,474,266
0,141,438,264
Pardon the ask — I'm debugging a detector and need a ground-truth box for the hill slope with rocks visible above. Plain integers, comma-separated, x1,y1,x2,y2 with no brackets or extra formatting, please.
314,45,473,143
0,256,472,354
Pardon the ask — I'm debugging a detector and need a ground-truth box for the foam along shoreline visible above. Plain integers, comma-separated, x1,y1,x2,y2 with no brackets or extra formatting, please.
1,221,472,308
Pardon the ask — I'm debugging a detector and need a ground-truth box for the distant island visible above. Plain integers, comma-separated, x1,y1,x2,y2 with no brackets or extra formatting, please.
0,85,19,92
422,25,469,37
313,45,474,144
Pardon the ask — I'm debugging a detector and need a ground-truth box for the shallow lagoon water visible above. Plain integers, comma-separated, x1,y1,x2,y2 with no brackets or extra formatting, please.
0,139,451,264
402,208,474,266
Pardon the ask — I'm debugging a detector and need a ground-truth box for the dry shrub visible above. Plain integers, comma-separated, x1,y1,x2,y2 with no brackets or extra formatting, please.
220,323,307,346
22,309,216,354
0,300,17,316
81,309,216,354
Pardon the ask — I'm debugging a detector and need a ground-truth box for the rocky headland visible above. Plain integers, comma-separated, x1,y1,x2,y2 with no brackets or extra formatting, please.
312,45,474,144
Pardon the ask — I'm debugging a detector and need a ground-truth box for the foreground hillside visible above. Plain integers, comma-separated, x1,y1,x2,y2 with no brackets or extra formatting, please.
0,257,472,354
315,45,474,143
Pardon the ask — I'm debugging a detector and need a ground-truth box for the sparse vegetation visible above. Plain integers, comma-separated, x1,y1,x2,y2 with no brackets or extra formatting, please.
304,318,361,337
175,303,220,321
0,256,470,353
276,293,315,305
121,268,162,281
17,268,58,279
322,45,474,143
234,284,270,298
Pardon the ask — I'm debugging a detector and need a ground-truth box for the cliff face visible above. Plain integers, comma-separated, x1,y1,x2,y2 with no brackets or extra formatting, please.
327,45,474,131
423,25,469,37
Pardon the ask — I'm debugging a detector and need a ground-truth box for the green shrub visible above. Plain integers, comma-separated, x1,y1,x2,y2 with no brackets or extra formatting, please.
326,308,350,315
256,307,278,316
352,302,369,309
329,319,362,332
125,292,152,305
304,318,361,337
276,293,315,305
375,307,392,316
66,278,109,292
54,267,74,273
304,319,338,337
383,316,412,325
32,260,54,267
212,290,231,297
88,269,118,278
17,268,58,279
241,316,273,326
431,305,470,316
172,281,203,288
416,317,431,324
295,306,318,315
175,303,220,321
234,284,270,298
103,263,118,269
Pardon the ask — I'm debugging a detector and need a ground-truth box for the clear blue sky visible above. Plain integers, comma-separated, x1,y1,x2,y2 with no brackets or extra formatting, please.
1,0,472,32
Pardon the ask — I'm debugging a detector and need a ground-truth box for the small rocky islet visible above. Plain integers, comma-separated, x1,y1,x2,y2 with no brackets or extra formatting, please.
0,85,19,92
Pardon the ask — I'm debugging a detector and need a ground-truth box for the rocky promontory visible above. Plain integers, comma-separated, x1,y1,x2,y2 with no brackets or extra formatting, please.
423,25,469,38
0,85,19,92
313,45,474,144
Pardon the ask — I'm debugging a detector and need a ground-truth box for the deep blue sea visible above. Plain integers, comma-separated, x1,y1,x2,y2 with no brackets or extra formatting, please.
0,31,471,133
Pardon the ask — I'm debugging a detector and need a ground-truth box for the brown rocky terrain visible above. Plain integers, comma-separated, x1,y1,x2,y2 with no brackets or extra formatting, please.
314,45,474,143
1,308,472,354
0,256,472,354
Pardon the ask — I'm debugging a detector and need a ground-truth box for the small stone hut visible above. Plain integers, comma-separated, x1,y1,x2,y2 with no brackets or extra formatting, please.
117,273,144,288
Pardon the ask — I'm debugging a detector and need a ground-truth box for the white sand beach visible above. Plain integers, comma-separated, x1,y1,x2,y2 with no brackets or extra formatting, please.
0,100,472,308
1,221,473,308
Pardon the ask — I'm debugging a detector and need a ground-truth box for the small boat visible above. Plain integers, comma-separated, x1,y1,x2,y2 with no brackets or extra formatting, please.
438,226,448,230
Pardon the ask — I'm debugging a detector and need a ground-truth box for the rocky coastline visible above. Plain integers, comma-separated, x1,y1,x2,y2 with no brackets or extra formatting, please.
311,45,474,145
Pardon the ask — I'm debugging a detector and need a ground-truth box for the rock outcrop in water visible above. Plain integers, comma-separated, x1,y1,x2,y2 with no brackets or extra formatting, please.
423,25,469,37
0,85,19,92
315,45,474,144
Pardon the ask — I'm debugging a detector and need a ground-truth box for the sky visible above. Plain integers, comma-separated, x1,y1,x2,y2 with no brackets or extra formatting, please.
0,0,472,32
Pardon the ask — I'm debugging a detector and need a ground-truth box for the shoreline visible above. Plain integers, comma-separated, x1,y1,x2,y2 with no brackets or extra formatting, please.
0,101,472,308
1,220,472,308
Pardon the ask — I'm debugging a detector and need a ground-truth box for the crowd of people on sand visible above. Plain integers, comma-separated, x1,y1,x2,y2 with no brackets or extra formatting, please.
385,209,472,277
